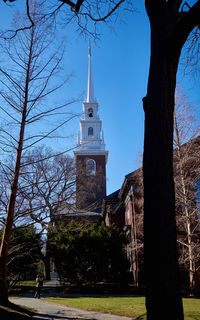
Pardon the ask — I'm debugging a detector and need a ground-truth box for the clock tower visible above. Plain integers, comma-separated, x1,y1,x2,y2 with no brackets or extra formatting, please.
74,43,108,210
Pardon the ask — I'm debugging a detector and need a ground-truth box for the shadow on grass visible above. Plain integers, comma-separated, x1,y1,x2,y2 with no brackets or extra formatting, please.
134,314,146,320
186,315,200,320
0,301,32,319
33,313,91,320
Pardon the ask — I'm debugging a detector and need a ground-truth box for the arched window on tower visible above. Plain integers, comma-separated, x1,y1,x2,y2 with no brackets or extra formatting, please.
88,127,93,136
88,108,93,117
86,159,96,176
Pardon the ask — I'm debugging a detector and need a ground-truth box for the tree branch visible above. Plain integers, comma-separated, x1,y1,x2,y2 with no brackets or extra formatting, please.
77,0,126,22
179,0,200,35
144,0,166,20
167,0,182,12
59,0,76,10
26,0,34,27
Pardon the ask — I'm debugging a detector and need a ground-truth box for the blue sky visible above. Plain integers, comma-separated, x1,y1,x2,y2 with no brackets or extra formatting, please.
0,0,199,195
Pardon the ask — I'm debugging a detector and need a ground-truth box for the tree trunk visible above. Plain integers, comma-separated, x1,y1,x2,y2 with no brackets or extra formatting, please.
44,257,51,280
131,194,139,287
0,29,32,303
44,241,51,280
143,23,184,319
0,108,26,304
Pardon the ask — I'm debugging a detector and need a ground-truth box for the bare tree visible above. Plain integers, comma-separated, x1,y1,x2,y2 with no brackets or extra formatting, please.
0,146,76,280
1,0,134,39
0,159,30,230
0,1,76,304
18,147,75,224
129,169,144,288
76,164,106,211
174,90,200,295
17,146,76,279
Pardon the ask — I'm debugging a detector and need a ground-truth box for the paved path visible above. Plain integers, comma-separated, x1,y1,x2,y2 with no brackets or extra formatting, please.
10,296,133,320
10,279,134,320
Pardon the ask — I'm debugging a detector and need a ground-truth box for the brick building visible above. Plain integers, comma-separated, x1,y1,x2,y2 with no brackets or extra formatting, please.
103,137,200,289
102,168,144,286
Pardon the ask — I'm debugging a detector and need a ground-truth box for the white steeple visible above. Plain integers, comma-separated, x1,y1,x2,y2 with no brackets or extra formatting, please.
86,41,95,103
74,43,108,163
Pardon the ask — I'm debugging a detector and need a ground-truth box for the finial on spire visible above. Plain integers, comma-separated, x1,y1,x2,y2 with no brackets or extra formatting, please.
86,41,95,103
89,40,91,56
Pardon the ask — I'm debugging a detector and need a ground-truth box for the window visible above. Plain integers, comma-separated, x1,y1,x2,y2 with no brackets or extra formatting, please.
88,127,93,136
88,108,93,117
127,209,130,220
86,159,96,176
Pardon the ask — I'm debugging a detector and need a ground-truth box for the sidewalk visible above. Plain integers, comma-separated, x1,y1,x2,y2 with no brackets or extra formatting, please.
9,279,134,320
10,296,133,320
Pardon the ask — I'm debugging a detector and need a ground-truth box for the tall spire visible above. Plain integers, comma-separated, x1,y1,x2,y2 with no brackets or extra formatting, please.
86,41,95,103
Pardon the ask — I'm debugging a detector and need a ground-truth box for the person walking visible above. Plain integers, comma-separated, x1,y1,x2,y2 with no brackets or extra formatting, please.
34,274,43,298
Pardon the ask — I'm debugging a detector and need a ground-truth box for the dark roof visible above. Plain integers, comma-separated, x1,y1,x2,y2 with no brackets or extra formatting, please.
104,189,120,202
119,167,142,200
125,167,142,181
61,210,102,217
92,206,103,214
102,189,120,217
53,203,102,217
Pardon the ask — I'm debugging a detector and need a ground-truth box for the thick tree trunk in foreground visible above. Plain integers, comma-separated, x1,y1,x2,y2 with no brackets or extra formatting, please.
143,1,200,317
143,73,184,319
143,86,184,320
143,13,184,320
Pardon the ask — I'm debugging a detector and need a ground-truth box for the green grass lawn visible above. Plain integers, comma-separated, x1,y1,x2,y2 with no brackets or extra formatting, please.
45,296,200,320
17,281,36,287
15,280,48,287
